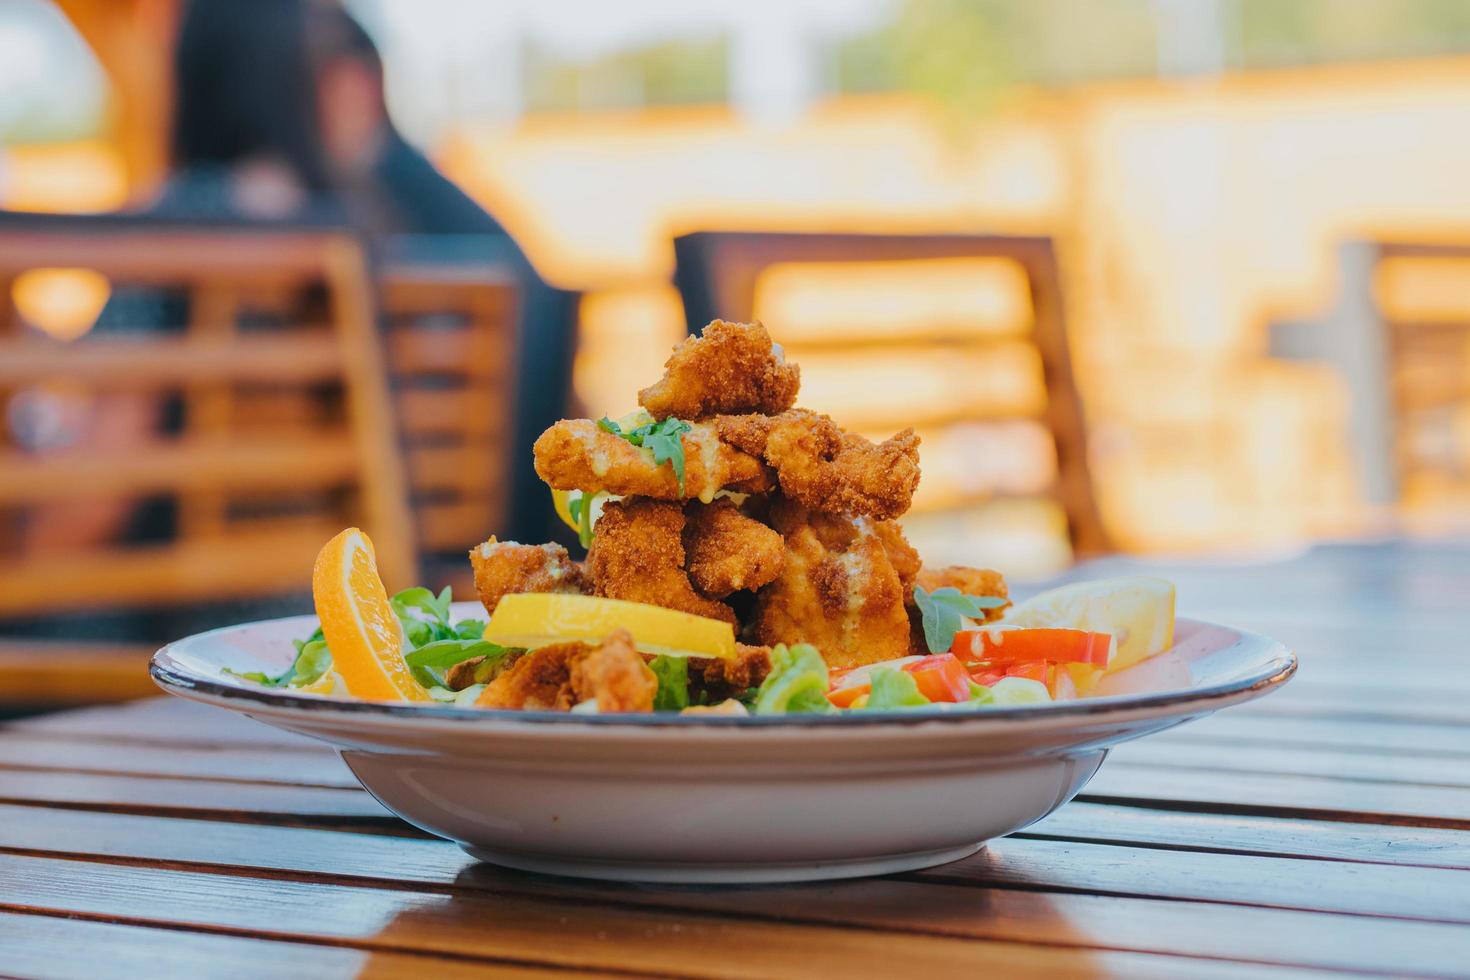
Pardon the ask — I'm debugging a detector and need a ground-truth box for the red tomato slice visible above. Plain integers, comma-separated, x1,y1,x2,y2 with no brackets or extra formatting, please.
827,683,870,708
903,654,972,703
1004,660,1051,684
970,668,1006,687
952,628,1114,668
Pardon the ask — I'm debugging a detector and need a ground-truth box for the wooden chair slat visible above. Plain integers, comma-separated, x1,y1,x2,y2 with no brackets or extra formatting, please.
0,437,359,502
0,524,335,615
0,644,157,706
0,334,343,386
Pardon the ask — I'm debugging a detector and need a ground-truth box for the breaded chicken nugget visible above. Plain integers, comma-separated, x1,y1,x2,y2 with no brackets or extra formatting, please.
638,320,800,420
476,629,656,712
470,538,586,616
713,410,920,520
586,498,736,624
683,499,785,597
687,643,772,703
533,419,772,502
751,500,912,669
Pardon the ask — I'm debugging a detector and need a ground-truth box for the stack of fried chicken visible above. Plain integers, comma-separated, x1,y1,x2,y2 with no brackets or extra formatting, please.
466,320,1009,712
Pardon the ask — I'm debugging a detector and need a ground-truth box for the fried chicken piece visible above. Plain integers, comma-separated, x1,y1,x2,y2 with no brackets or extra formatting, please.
688,643,772,703
713,410,920,520
751,500,912,669
683,499,785,597
470,538,587,616
586,498,736,624
907,565,1011,655
533,418,772,502
476,629,656,712
874,521,921,593
638,320,801,420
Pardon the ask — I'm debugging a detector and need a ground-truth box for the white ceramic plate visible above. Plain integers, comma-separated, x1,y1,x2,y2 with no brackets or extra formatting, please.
151,604,1294,883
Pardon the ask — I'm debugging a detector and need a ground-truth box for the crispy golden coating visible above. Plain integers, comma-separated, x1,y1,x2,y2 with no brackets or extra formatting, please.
751,500,912,669
713,410,920,520
683,499,785,597
586,498,736,623
533,418,772,502
688,643,772,703
874,521,921,593
638,320,801,420
469,538,586,616
476,629,656,712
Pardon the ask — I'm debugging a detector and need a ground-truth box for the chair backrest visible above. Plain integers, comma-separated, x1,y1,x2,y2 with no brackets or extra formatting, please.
379,258,520,595
1271,239,1470,511
0,213,416,618
674,231,1109,559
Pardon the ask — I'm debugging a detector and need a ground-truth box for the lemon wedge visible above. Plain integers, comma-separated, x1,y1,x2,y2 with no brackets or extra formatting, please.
1002,576,1175,673
551,488,579,534
484,593,736,661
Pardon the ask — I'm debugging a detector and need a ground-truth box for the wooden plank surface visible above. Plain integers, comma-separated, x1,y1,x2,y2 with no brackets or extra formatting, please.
2,541,1468,978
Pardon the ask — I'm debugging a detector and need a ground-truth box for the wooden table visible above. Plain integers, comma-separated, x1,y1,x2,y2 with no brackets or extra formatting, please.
2,541,1467,978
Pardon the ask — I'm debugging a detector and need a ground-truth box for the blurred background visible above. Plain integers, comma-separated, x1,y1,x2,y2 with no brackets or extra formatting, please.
3,0,1469,705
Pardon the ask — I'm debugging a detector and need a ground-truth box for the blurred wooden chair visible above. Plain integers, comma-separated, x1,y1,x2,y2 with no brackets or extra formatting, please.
674,231,1109,560
1270,239,1470,510
0,213,414,705
380,258,519,596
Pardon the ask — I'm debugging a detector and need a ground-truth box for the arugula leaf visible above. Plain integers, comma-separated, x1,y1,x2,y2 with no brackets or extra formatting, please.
598,415,693,495
913,586,1009,654
404,638,511,689
863,667,930,709
649,655,690,712
226,636,332,689
752,643,834,715
453,618,487,640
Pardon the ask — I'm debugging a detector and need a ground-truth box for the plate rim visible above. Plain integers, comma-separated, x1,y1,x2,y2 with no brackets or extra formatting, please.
149,614,1297,730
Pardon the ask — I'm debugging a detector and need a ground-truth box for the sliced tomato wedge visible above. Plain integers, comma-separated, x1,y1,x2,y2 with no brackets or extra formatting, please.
903,654,972,703
1002,660,1050,684
952,628,1114,669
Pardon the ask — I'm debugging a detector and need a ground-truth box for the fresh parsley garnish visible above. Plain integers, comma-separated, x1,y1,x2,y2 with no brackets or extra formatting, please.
913,586,1009,654
599,415,693,495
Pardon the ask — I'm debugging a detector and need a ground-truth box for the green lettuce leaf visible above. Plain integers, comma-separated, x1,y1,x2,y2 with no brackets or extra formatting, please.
862,667,931,709
752,643,833,715
649,655,690,712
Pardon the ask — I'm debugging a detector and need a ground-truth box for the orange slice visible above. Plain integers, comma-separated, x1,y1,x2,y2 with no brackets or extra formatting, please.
311,527,428,702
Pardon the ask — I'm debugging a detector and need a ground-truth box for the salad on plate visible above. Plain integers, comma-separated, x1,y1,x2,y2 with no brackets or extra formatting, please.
231,320,1177,716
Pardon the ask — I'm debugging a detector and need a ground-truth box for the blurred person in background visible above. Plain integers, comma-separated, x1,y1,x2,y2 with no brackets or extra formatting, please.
16,0,569,637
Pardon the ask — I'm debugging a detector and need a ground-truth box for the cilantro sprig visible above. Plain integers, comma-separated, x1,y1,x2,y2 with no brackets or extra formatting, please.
913,586,1009,654
598,415,693,495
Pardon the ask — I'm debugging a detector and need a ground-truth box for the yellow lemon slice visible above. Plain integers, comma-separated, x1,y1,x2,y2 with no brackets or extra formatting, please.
311,527,429,702
551,488,579,534
1002,576,1175,673
298,670,348,697
484,593,736,661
